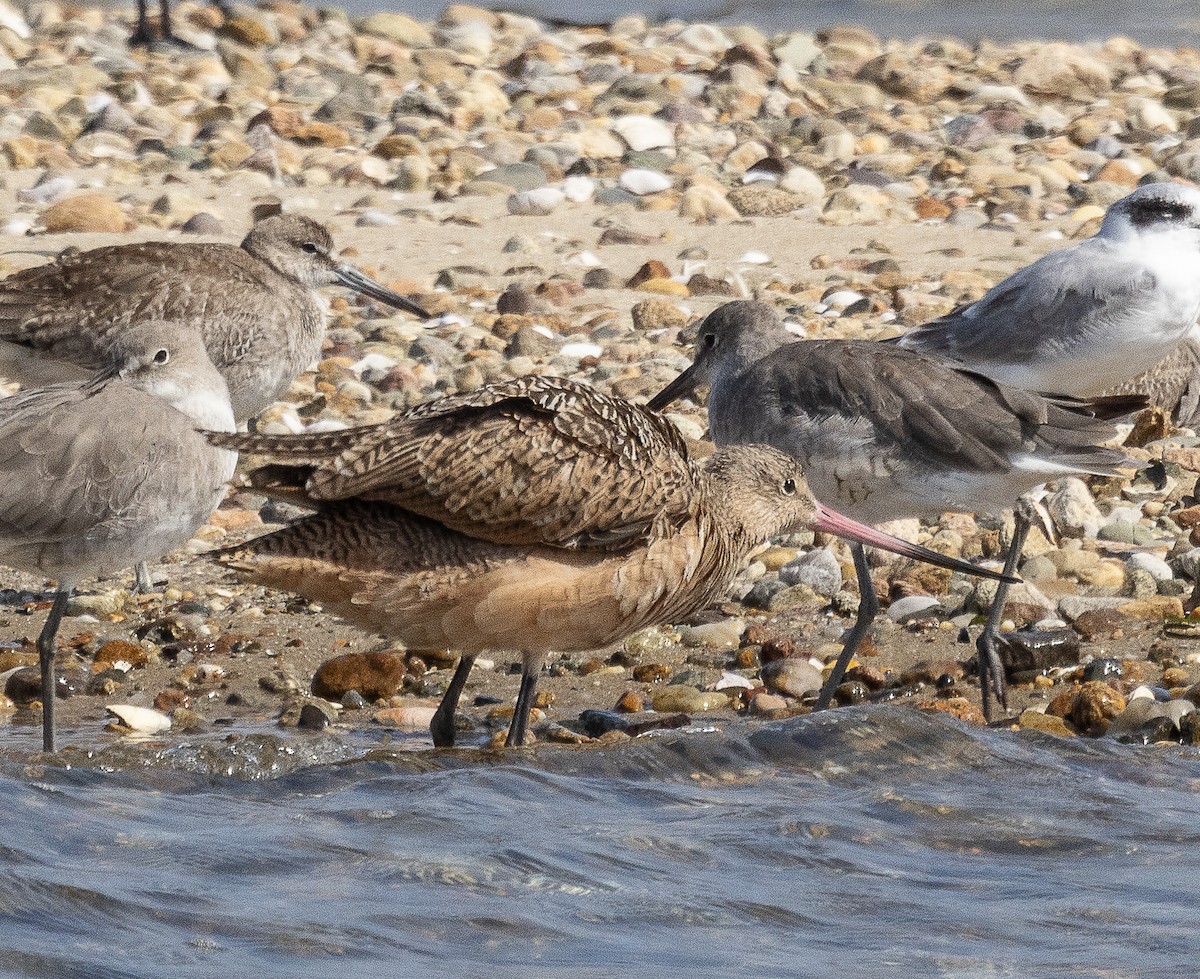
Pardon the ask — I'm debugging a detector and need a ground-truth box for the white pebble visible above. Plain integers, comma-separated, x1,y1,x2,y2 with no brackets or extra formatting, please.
350,352,399,378
619,168,672,195
561,175,595,202
560,342,603,359
507,188,565,216
612,114,675,151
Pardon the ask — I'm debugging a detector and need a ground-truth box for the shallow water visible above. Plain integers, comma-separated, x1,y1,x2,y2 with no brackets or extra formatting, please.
341,0,1200,46
2,708,1197,978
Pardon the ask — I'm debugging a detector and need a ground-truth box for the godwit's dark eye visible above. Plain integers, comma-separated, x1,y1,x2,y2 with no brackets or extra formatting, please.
153,348,170,365
702,333,716,348
301,242,319,254
781,478,796,496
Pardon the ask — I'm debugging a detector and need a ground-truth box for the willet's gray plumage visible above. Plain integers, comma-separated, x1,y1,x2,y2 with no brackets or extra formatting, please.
0,213,429,424
895,182,1200,398
208,375,1011,748
648,300,1140,719
0,321,238,752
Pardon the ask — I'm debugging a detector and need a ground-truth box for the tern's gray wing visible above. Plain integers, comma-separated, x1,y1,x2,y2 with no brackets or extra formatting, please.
896,239,1157,365
729,340,1126,475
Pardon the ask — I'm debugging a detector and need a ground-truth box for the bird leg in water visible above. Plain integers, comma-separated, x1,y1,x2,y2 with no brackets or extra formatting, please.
975,512,1030,721
37,588,71,753
134,561,156,595
430,655,476,748
507,657,543,747
814,543,880,711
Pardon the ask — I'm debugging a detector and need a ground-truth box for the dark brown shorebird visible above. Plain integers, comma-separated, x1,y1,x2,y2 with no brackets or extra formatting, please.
0,321,238,752
0,213,429,424
649,301,1141,719
207,376,1011,747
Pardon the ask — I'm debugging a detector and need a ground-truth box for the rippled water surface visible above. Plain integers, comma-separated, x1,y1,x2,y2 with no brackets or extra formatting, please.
2,708,1198,978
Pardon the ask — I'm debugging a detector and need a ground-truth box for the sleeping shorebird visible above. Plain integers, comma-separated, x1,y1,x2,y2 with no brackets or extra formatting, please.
896,182,1200,398
0,214,426,592
649,301,1141,719
0,213,429,424
0,322,238,752
207,375,1012,747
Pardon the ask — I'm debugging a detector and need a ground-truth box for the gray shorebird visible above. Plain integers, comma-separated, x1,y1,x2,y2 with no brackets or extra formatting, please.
896,182,1200,398
207,376,1010,748
0,321,238,752
649,301,1140,719
0,213,429,423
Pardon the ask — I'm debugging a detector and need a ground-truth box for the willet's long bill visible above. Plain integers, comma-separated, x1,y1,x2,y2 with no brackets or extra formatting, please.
208,376,1012,748
0,321,238,752
649,300,1142,719
0,213,429,423
896,182,1200,398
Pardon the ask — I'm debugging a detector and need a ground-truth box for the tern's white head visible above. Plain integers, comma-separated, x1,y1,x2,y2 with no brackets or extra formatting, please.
1099,182,1200,246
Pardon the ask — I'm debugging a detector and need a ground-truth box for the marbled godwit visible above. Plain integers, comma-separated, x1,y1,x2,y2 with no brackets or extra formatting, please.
208,376,1011,747
896,182,1200,398
0,322,238,752
648,301,1140,719
0,213,429,423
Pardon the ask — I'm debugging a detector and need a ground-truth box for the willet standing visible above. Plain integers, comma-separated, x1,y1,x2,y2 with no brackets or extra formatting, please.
208,376,1011,747
0,321,238,751
896,182,1200,398
0,213,429,424
649,301,1140,718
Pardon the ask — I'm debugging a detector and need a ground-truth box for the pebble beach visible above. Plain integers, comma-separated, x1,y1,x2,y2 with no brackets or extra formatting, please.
2,0,1200,751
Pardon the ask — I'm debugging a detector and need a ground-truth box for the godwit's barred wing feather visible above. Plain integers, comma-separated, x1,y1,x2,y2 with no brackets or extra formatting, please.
1106,340,1200,427
227,376,701,550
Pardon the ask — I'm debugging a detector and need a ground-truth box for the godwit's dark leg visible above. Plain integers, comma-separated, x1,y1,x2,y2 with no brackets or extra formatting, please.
506,656,542,747
815,542,879,712
37,588,71,753
975,512,1028,721
430,655,475,748
159,0,173,40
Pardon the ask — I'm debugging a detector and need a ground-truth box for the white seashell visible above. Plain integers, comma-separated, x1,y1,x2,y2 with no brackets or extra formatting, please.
2,217,33,236
823,289,865,311
531,324,555,339
350,352,399,378
782,320,807,338
737,251,772,265
714,671,755,691
563,250,602,267
560,175,595,202
507,187,565,216
105,704,172,735
619,168,672,195
612,114,675,152
560,342,604,359
17,175,78,205
1128,685,1156,702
